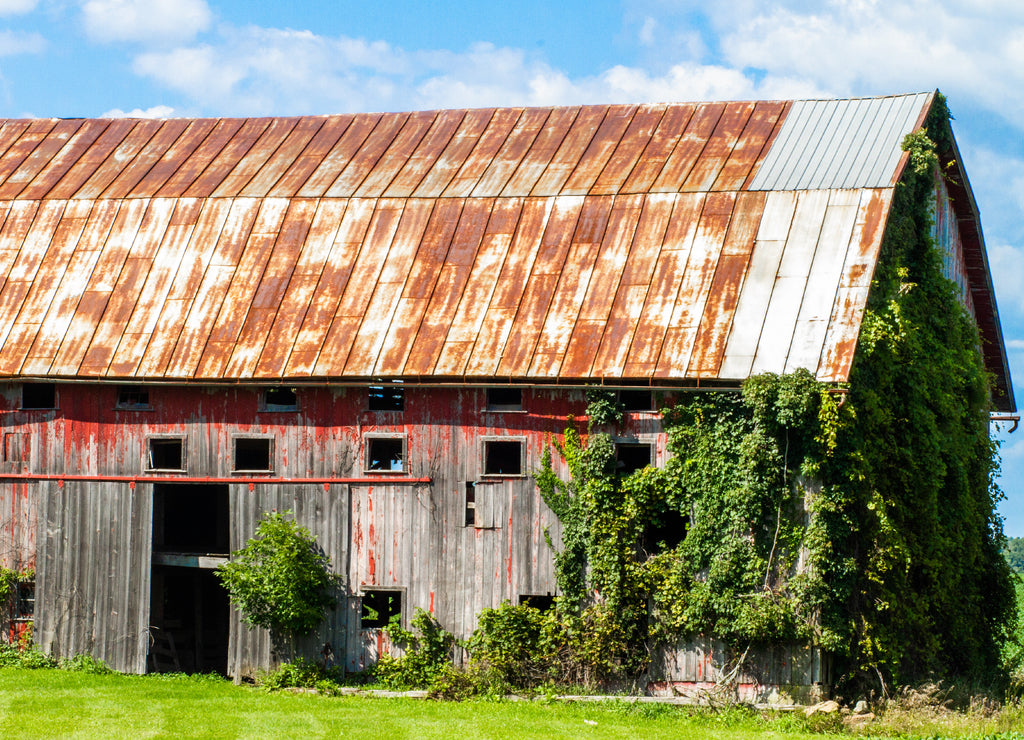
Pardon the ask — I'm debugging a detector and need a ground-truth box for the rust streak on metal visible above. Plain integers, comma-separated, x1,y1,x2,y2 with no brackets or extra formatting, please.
135,119,221,198
687,190,766,376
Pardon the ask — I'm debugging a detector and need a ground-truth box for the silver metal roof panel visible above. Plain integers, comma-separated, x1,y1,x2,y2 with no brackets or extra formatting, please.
749,93,932,191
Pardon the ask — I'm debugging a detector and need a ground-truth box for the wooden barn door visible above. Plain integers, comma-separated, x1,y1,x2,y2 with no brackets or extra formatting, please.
35,480,153,674
227,483,349,679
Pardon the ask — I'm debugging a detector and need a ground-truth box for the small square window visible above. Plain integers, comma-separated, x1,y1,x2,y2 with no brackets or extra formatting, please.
483,439,524,476
618,389,653,412
261,387,298,412
234,437,273,472
518,594,554,612
616,442,653,475
21,383,55,410
485,387,522,411
117,386,151,410
365,436,404,472
360,589,402,629
148,438,185,472
369,385,404,411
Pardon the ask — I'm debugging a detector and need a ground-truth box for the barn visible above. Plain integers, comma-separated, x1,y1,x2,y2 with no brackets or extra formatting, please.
0,91,1014,691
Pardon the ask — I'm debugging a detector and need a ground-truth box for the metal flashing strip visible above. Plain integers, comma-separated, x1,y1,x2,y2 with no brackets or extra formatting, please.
0,473,431,485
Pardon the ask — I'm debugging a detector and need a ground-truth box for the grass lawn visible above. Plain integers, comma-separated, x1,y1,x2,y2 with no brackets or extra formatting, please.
0,668,833,740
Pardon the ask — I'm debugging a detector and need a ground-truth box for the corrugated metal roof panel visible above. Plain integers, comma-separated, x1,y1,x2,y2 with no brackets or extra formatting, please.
748,93,933,190
0,94,1011,408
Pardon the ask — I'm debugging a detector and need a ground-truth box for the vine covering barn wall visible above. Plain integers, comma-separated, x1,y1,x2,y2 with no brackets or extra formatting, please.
536,96,1015,691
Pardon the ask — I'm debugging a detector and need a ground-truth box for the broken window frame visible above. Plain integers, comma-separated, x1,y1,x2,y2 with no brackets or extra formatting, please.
259,386,299,412
13,579,34,623
368,384,405,411
146,436,187,473
615,440,655,476
484,387,524,412
116,385,152,410
363,434,406,474
20,383,56,410
480,436,526,477
518,593,555,612
231,435,275,474
359,587,405,630
617,388,655,412
463,482,476,527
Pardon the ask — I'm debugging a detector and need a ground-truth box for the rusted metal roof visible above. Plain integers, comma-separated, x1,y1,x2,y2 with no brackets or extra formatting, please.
0,93,1013,409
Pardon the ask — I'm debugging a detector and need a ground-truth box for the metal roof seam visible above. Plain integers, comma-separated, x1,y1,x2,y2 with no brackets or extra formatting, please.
740,100,792,190
644,192,710,378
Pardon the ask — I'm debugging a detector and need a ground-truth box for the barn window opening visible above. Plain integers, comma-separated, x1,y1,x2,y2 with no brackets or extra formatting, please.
13,579,34,622
261,387,298,412
369,385,404,411
148,438,185,472
616,442,653,475
366,436,404,472
152,483,230,556
483,440,523,476
21,383,55,410
464,482,476,526
361,589,402,629
233,438,273,472
486,387,522,411
519,593,554,612
618,389,653,411
117,385,150,409
642,511,690,554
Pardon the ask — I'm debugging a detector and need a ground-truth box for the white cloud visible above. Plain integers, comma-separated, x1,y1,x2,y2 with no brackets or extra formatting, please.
639,0,1024,130
100,104,175,118
82,0,211,44
0,29,43,55
0,0,36,14
639,17,657,46
127,23,833,116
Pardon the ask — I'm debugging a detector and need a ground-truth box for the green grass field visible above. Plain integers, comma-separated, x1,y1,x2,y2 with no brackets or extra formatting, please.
1,667,1022,739
0,667,833,740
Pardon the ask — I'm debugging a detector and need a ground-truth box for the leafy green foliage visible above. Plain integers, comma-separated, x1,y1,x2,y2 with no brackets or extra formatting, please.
1005,538,1024,573
259,658,343,695
0,642,57,669
373,608,455,690
534,96,1013,692
466,600,633,689
585,389,624,428
215,511,339,651
826,96,1013,688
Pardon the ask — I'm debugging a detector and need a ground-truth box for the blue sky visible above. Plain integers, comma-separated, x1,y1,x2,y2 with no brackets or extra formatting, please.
3,0,1024,534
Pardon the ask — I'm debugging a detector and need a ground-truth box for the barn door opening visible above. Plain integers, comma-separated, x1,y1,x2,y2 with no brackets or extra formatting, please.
149,484,230,674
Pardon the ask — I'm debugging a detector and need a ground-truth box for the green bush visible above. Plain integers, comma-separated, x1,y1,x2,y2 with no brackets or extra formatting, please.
216,511,339,659
466,601,549,688
259,658,343,694
373,608,455,690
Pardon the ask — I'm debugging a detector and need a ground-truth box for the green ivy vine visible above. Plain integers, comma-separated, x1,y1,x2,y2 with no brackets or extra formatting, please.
536,93,1015,691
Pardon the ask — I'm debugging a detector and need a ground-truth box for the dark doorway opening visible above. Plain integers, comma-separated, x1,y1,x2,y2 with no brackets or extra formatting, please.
153,484,230,555
150,566,230,674
149,484,230,675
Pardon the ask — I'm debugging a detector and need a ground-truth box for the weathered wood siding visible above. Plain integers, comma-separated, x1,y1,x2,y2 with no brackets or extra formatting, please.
4,381,670,675
647,639,830,703
35,480,151,673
